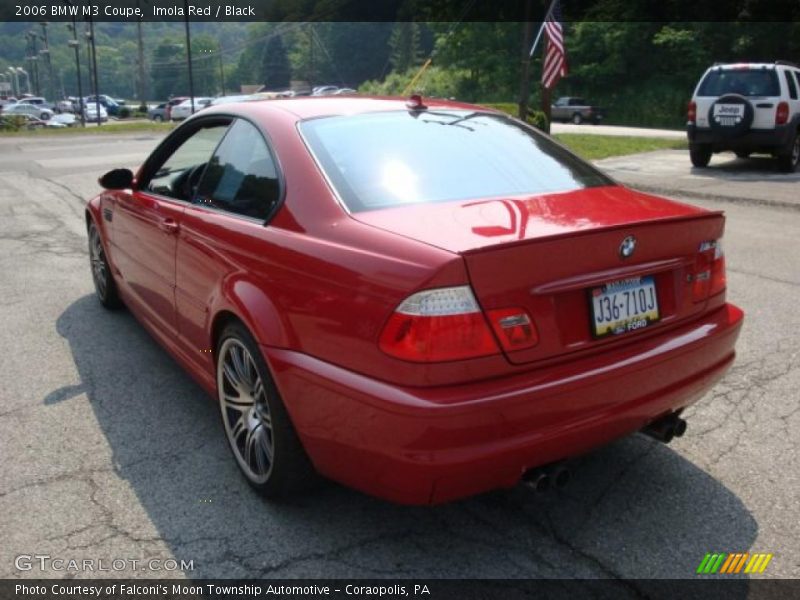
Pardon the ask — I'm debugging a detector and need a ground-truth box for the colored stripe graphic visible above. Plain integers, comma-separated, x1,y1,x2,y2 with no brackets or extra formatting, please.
720,554,736,573
697,553,712,574
699,552,774,574
759,554,773,572
734,553,749,573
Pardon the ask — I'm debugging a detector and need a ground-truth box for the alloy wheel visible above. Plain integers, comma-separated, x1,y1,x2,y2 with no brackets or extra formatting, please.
217,338,275,484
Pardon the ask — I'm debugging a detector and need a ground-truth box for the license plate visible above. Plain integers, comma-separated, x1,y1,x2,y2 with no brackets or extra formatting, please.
590,276,659,337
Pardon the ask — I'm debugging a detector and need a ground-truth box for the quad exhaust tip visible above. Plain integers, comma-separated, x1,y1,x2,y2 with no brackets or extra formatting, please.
642,413,687,444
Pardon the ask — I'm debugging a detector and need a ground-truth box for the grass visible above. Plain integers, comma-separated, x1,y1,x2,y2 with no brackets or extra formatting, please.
553,133,687,160
0,121,174,137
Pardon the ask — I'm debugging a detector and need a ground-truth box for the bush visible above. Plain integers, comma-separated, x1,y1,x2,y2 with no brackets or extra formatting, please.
0,115,28,132
359,66,467,99
117,106,132,119
480,103,549,132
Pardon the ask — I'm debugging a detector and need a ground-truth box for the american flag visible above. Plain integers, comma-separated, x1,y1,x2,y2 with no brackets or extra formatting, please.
542,1,567,90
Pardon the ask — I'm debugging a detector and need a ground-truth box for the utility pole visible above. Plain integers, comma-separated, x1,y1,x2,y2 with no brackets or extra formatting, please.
27,31,40,96
308,24,315,89
67,16,85,126
218,41,225,96
183,0,195,114
136,11,147,107
88,16,101,126
517,1,535,121
40,22,55,100
84,24,94,100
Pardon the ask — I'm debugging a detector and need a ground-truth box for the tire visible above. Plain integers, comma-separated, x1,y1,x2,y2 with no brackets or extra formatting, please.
735,151,751,159
40,112,49,120
708,94,754,139
88,222,122,309
216,322,317,498
777,132,800,173
690,143,712,168
572,113,583,125
153,115,163,122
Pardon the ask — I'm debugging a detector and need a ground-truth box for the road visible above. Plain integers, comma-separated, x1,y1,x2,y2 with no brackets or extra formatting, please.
551,122,685,139
1,133,798,585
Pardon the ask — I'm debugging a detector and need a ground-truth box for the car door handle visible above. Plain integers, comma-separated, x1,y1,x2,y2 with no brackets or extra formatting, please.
158,218,180,234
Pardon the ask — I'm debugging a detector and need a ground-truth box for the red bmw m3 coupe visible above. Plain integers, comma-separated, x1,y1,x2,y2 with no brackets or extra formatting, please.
86,96,743,504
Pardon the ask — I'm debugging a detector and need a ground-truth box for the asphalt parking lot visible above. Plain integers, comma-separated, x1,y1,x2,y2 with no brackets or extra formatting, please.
0,132,798,585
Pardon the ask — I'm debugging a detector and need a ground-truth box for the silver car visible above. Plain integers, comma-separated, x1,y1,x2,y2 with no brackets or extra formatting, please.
3,102,54,120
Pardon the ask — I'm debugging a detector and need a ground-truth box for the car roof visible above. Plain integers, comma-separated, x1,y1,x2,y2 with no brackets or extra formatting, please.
204,95,493,122
710,63,786,70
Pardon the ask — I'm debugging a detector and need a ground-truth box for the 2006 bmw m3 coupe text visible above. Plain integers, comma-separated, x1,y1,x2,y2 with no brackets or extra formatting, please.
86,95,743,504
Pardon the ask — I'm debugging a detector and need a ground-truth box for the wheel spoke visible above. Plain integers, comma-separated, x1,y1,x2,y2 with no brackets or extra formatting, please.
231,346,251,387
222,359,243,392
223,390,250,407
251,426,268,473
252,377,265,402
229,415,247,443
258,426,273,463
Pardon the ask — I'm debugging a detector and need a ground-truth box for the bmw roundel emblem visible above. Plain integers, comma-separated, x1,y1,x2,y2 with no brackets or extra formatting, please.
619,235,636,259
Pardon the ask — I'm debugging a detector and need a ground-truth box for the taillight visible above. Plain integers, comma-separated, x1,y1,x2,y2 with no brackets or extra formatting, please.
692,240,726,302
486,308,539,351
379,286,499,362
687,101,697,124
776,102,789,125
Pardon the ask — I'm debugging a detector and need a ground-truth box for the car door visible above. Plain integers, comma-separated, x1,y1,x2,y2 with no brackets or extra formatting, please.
175,117,283,364
111,120,230,335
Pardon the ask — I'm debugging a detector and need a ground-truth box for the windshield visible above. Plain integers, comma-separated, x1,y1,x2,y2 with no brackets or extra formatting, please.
698,69,780,97
299,110,611,213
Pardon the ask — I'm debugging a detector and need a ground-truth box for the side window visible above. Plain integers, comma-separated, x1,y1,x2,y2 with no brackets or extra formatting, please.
195,119,280,220
784,70,798,100
147,123,229,201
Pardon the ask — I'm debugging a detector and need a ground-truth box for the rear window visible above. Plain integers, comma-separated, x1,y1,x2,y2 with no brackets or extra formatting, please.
698,69,780,97
299,110,610,213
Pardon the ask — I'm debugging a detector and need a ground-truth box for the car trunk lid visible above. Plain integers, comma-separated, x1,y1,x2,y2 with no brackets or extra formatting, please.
354,185,725,365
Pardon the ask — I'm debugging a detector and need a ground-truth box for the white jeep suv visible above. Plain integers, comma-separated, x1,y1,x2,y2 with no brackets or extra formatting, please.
687,61,800,172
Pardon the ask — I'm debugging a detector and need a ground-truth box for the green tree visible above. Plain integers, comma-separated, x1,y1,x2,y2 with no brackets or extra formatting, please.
388,22,423,72
261,33,291,90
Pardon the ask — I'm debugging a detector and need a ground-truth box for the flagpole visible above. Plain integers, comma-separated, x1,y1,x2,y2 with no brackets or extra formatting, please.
529,0,557,58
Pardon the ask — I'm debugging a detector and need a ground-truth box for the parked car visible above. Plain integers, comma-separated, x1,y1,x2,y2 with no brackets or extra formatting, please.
2,102,53,120
83,94,121,116
147,103,168,122
18,96,55,110
0,113,68,129
86,96,743,505
164,96,189,121
687,61,800,172
311,85,340,96
333,88,357,95
208,94,255,107
50,113,78,127
551,97,605,124
83,102,108,123
56,99,77,113
170,97,213,120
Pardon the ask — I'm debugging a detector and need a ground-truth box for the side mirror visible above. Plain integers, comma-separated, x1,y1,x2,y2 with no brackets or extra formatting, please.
99,168,134,190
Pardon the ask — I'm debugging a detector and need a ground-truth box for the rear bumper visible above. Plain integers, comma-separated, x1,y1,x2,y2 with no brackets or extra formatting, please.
687,124,793,152
266,303,743,505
